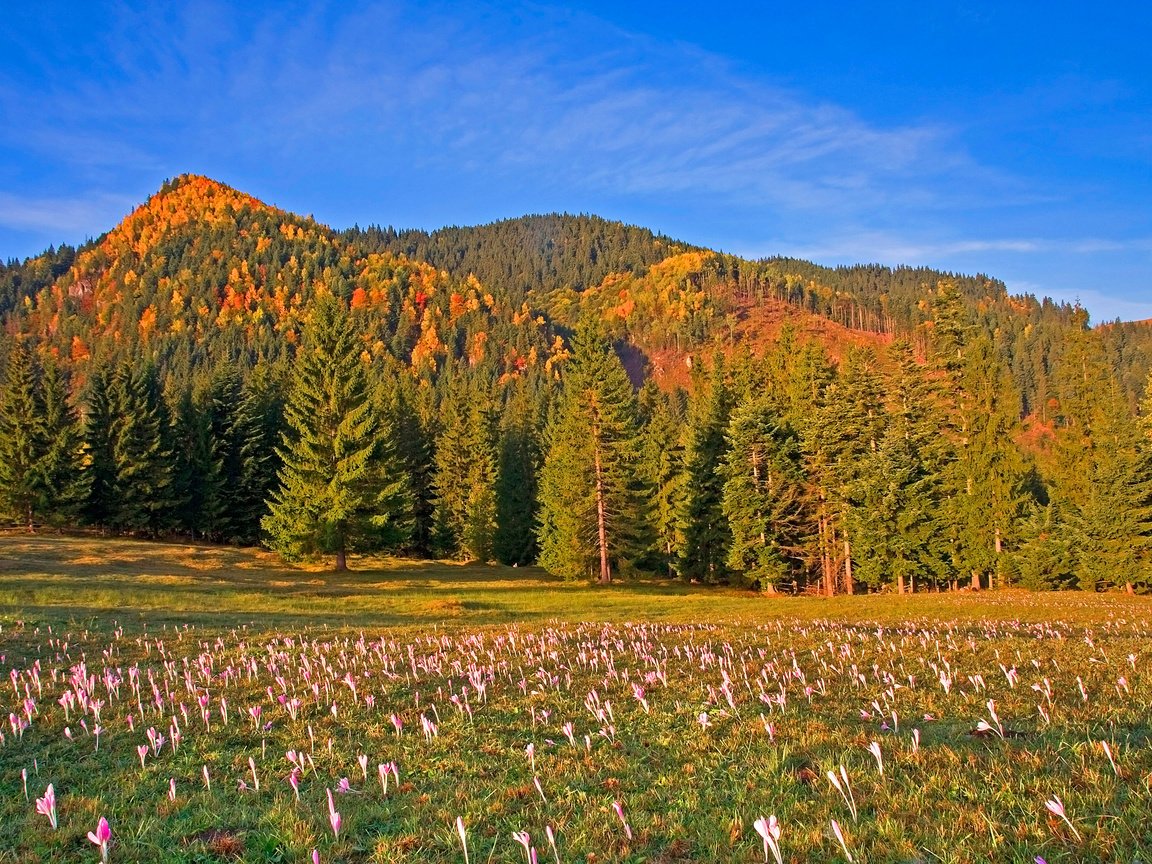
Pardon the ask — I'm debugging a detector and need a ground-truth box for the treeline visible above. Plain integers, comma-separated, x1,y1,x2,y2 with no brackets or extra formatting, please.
3,174,1152,591
5,283,1149,592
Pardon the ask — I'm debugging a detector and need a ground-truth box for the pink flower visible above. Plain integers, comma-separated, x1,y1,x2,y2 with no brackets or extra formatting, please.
612,800,633,840
326,788,341,839
35,783,58,829
753,815,782,864
88,816,111,864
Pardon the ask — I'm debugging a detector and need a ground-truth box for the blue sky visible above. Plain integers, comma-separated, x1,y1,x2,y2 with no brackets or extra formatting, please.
1,1,1150,322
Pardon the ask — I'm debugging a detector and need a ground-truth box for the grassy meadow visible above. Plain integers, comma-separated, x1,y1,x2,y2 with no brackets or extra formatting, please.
2,535,1152,863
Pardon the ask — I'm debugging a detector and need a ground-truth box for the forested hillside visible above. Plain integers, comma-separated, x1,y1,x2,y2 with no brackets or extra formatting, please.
2,174,1151,592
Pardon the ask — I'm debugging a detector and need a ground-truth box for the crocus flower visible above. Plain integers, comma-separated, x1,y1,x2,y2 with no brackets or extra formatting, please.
612,800,633,840
753,815,782,864
35,783,58,829
88,817,111,864
327,788,341,839
1045,795,1082,841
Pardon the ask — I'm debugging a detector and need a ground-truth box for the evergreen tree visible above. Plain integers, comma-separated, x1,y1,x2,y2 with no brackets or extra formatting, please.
378,367,436,556
807,345,885,594
494,377,544,566
1064,375,1152,591
636,382,686,577
82,368,118,530
108,362,177,534
538,323,644,583
263,295,411,570
433,376,498,561
0,340,46,528
858,341,948,592
36,358,88,526
678,356,734,582
941,335,1030,589
169,385,223,539
721,396,808,591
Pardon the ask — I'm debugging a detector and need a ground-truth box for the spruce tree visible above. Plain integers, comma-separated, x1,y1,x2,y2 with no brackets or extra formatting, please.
721,396,808,591
0,340,46,529
494,377,544,566
169,385,223,539
37,359,88,526
807,345,885,594
678,356,734,583
108,362,177,534
433,376,498,561
263,295,411,570
83,368,118,530
537,322,643,583
636,383,686,577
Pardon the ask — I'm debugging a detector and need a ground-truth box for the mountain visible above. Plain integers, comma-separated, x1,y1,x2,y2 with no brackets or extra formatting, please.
3,175,1151,594
2,173,1150,413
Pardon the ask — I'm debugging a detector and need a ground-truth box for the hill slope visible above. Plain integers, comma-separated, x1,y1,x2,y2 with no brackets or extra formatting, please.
1,173,1150,411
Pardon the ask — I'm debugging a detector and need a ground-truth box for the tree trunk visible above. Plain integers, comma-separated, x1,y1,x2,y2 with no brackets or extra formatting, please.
593,434,611,585
994,526,1003,589
897,573,905,595
335,542,348,572
843,537,854,595
970,570,980,591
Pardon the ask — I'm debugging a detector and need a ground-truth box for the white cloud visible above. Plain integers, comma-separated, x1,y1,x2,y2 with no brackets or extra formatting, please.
0,191,134,237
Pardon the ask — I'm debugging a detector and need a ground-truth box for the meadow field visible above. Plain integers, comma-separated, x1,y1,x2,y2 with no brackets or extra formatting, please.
2,535,1151,863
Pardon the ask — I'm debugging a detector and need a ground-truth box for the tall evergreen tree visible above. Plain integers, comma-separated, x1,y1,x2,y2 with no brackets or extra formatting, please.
678,356,734,583
433,376,498,561
494,377,544,566
108,362,177,534
169,384,223,539
0,340,46,528
721,397,808,591
806,345,885,594
941,335,1030,589
263,295,411,570
538,323,644,583
37,358,88,526
636,382,686,577
82,368,118,530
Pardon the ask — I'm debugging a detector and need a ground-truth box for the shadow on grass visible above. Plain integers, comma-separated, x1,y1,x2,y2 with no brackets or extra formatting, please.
0,535,743,633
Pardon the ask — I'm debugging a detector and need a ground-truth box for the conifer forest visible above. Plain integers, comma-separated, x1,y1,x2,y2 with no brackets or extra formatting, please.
3,175,1152,594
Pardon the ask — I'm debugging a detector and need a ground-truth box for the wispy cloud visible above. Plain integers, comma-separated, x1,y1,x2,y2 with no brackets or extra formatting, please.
0,1,992,219
769,232,1152,267
0,191,134,237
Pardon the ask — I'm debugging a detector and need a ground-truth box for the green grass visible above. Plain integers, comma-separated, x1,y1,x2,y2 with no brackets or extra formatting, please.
2,535,1152,863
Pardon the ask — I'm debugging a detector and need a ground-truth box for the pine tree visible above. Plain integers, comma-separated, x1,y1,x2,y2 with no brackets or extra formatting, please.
0,340,46,528
1064,374,1152,591
108,362,177,534
807,346,885,594
494,378,544,566
169,385,223,539
678,356,734,583
82,368,118,530
538,323,644,583
263,294,411,570
941,335,1030,589
378,367,436,556
433,377,498,561
36,358,87,526
721,396,808,591
636,383,686,577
